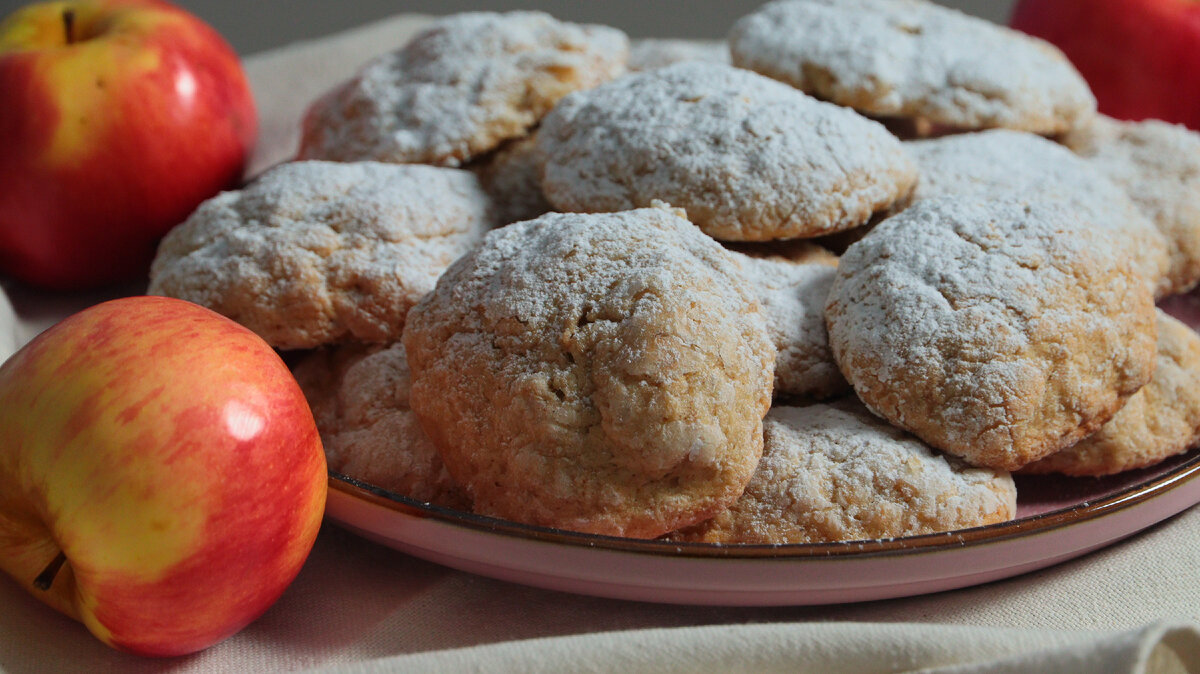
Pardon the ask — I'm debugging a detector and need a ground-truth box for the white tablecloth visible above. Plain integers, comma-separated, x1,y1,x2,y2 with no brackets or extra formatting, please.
0,14,1197,674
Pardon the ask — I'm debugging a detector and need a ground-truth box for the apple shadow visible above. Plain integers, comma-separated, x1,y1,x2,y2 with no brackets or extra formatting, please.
0,523,448,672
2,278,150,345
197,522,454,668
0,576,202,674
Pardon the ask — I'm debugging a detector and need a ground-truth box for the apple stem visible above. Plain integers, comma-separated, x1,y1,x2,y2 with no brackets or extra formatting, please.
63,8,75,45
33,552,67,591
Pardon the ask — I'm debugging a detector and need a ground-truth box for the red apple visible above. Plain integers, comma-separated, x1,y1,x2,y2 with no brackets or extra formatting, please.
1011,0,1200,130
0,0,256,289
0,296,326,656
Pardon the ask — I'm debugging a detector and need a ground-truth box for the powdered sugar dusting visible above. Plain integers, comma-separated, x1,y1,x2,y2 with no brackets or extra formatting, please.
293,342,470,509
299,12,628,166
908,129,1171,296
1023,311,1200,476
669,399,1016,544
1065,115,1200,296
729,0,1096,134
826,196,1157,470
539,62,917,241
730,251,847,400
403,205,774,537
149,161,494,349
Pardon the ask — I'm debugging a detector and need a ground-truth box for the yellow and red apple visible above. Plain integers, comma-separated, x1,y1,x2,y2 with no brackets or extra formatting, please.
0,296,326,656
1011,0,1200,130
0,0,256,289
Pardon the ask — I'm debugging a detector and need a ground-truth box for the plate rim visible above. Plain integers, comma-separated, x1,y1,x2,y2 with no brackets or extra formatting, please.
326,449,1200,560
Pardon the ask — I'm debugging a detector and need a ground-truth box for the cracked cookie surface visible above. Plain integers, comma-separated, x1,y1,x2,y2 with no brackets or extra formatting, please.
729,0,1095,135
299,11,628,166
293,342,469,510
1023,311,1200,476
729,250,847,401
1065,115,1200,296
668,399,1016,544
538,62,917,241
908,129,1171,297
149,161,493,349
826,196,1157,471
403,205,774,538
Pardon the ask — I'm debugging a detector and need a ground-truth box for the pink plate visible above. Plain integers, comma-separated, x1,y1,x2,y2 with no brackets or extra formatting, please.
323,294,1200,606
326,451,1200,606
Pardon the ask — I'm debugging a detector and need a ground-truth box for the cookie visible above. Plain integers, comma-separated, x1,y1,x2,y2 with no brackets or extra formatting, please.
908,129,1171,297
668,399,1017,544
826,196,1157,471
1022,311,1200,476
628,38,730,72
403,205,774,538
728,250,848,401
149,161,493,350
729,0,1096,135
539,62,918,241
1064,115,1200,296
298,12,628,166
471,135,552,226
724,239,838,267
292,342,469,510
872,116,962,141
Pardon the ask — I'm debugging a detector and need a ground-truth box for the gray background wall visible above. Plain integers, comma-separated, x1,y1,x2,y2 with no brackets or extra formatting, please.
0,1,1017,55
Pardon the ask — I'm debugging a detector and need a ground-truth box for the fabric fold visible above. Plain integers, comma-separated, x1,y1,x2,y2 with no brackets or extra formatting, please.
309,622,1200,674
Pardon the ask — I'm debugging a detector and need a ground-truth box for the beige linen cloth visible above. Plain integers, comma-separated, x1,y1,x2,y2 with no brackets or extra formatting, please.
0,286,17,362
0,13,1198,674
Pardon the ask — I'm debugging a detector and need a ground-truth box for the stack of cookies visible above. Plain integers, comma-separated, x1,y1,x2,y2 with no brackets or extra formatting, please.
148,0,1200,544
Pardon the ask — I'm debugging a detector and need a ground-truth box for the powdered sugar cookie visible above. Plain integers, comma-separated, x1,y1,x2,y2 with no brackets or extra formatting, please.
1023,311,1200,476
539,62,917,241
628,38,729,72
293,342,469,510
908,129,1171,296
1064,115,1200,296
826,196,1157,471
729,250,848,400
668,399,1016,544
150,161,493,350
729,0,1096,135
471,135,552,226
403,205,774,538
299,12,628,166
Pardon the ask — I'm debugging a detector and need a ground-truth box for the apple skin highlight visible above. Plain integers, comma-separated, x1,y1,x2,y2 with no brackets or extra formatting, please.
0,296,326,657
0,0,257,289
